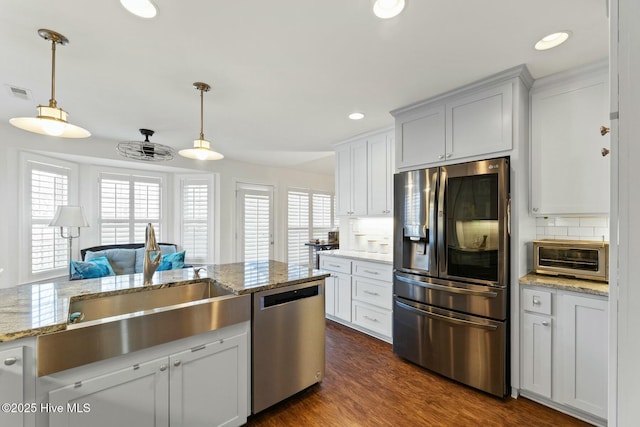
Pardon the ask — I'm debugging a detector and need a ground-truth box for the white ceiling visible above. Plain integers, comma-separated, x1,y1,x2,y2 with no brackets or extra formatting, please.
0,0,608,175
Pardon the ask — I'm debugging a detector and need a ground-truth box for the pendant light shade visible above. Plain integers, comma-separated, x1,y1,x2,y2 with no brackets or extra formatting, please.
10,29,90,138
179,82,224,161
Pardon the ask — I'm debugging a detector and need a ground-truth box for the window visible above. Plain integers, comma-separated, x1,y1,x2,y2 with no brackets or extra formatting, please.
179,175,214,263
287,190,335,266
99,173,162,244
20,154,78,282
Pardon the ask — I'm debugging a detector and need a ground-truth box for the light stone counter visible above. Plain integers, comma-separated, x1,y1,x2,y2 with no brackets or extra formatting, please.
319,249,393,265
0,260,328,342
519,272,609,297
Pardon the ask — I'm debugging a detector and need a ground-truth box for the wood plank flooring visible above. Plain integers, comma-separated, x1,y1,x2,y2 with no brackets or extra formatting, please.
246,320,590,427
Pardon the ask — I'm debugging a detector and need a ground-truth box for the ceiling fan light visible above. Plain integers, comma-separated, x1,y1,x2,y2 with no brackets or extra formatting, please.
373,0,406,19
120,0,157,18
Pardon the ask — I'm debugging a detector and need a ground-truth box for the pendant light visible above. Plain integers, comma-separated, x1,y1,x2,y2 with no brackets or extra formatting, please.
10,29,90,138
178,82,224,160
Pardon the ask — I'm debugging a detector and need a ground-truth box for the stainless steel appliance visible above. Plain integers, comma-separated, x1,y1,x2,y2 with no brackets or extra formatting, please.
252,280,325,413
533,239,609,282
393,157,510,397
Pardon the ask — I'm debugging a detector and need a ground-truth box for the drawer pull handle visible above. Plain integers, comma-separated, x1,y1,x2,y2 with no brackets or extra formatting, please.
542,320,550,326
532,298,541,305
4,357,17,366
363,290,380,296
363,315,379,323
328,264,341,268
363,270,379,275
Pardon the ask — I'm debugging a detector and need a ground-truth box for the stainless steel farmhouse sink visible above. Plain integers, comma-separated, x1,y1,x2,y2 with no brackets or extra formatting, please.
37,279,249,376
67,280,233,324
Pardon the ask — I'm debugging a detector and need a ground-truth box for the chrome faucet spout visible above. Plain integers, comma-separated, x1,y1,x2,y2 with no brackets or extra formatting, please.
143,223,162,286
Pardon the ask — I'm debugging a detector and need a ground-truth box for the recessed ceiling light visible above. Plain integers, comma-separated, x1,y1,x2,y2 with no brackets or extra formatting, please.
349,112,365,120
373,0,406,19
120,0,157,18
534,31,571,51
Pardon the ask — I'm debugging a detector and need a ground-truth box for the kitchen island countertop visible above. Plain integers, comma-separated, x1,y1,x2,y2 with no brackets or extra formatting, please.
0,260,329,342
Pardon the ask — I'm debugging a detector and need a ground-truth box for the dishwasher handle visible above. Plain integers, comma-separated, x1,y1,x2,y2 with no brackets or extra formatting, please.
261,284,321,309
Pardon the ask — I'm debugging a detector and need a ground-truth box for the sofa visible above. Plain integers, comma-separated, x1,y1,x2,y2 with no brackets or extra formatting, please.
70,243,188,280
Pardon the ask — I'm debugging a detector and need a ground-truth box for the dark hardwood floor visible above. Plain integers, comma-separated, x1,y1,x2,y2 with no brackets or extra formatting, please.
246,320,589,427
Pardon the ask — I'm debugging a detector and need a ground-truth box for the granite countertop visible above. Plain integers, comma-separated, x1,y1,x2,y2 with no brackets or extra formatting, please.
519,272,609,297
0,260,329,342
319,249,393,265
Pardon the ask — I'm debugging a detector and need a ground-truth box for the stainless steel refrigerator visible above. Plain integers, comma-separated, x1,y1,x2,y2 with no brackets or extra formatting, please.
393,157,510,397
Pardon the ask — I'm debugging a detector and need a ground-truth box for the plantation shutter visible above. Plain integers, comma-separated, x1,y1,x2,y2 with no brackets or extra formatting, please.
243,191,272,262
30,166,69,273
99,173,161,244
288,191,309,265
181,178,210,262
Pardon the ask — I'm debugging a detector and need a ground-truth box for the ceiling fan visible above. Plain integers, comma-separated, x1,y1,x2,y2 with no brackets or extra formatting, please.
117,129,175,162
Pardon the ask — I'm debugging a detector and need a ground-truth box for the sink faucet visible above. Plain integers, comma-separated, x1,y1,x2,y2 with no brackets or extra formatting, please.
143,223,162,286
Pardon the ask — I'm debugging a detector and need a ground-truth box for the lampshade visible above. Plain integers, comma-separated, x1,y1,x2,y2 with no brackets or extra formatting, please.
49,206,89,228
9,29,90,139
178,82,224,161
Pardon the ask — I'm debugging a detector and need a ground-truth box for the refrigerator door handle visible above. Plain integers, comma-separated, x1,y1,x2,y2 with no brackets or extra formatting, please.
437,168,447,276
395,300,498,330
507,197,511,237
395,273,499,298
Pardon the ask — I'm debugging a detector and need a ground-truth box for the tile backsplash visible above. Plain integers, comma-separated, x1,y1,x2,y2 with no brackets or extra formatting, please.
536,216,609,242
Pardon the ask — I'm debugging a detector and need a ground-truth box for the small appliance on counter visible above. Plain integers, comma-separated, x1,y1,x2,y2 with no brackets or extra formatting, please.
533,239,609,282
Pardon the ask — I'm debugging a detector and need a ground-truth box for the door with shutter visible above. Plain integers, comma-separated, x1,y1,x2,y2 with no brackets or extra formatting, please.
236,185,274,262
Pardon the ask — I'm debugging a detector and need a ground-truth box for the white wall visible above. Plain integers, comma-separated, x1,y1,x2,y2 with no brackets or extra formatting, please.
0,122,333,288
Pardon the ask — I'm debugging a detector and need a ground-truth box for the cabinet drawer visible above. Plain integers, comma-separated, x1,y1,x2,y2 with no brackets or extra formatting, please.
352,260,392,281
351,301,392,338
522,288,552,315
352,277,392,310
320,257,351,274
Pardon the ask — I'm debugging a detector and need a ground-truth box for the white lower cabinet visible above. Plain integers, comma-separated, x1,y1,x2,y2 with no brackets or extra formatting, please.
321,255,392,343
0,339,36,427
39,322,249,427
520,286,607,424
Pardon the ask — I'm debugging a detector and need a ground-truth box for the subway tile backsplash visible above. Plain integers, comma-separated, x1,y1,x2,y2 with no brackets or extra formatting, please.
535,216,609,242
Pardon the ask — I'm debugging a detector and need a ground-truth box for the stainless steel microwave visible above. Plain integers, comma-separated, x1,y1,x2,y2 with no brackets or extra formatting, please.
533,239,609,282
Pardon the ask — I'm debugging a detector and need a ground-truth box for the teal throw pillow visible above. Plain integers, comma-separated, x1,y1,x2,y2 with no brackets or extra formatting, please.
70,256,116,280
157,251,186,271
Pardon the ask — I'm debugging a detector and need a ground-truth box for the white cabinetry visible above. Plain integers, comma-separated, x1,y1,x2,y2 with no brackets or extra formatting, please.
392,69,524,171
40,323,249,427
367,132,394,216
320,254,392,342
520,286,608,424
335,128,394,217
336,140,368,216
0,340,36,427
530,62,610,215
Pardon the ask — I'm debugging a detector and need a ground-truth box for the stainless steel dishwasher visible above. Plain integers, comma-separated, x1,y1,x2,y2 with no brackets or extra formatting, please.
252,279,325,413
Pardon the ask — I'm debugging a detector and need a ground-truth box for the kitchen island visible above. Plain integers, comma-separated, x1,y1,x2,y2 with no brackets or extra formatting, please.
0,260,329,427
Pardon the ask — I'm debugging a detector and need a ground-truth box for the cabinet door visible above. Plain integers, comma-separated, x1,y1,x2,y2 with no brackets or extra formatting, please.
0,346,24,427
350,140,368,216
368,132,393,216
325,276,336,317
396,105,446,168
48,357,169,427
334,272,352,322
446,82,513,160
560,294,608,418
521,312,553,399
335,144,352,216
530,69,609,215
169,333,248,427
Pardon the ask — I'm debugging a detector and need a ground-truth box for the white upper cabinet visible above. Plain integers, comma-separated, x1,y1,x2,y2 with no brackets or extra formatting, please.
335,128,394,217
368,132,394,216
446,82,513,161
530,62,610,215
336,140,367,216
396,105,445,168
391,66,526,171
